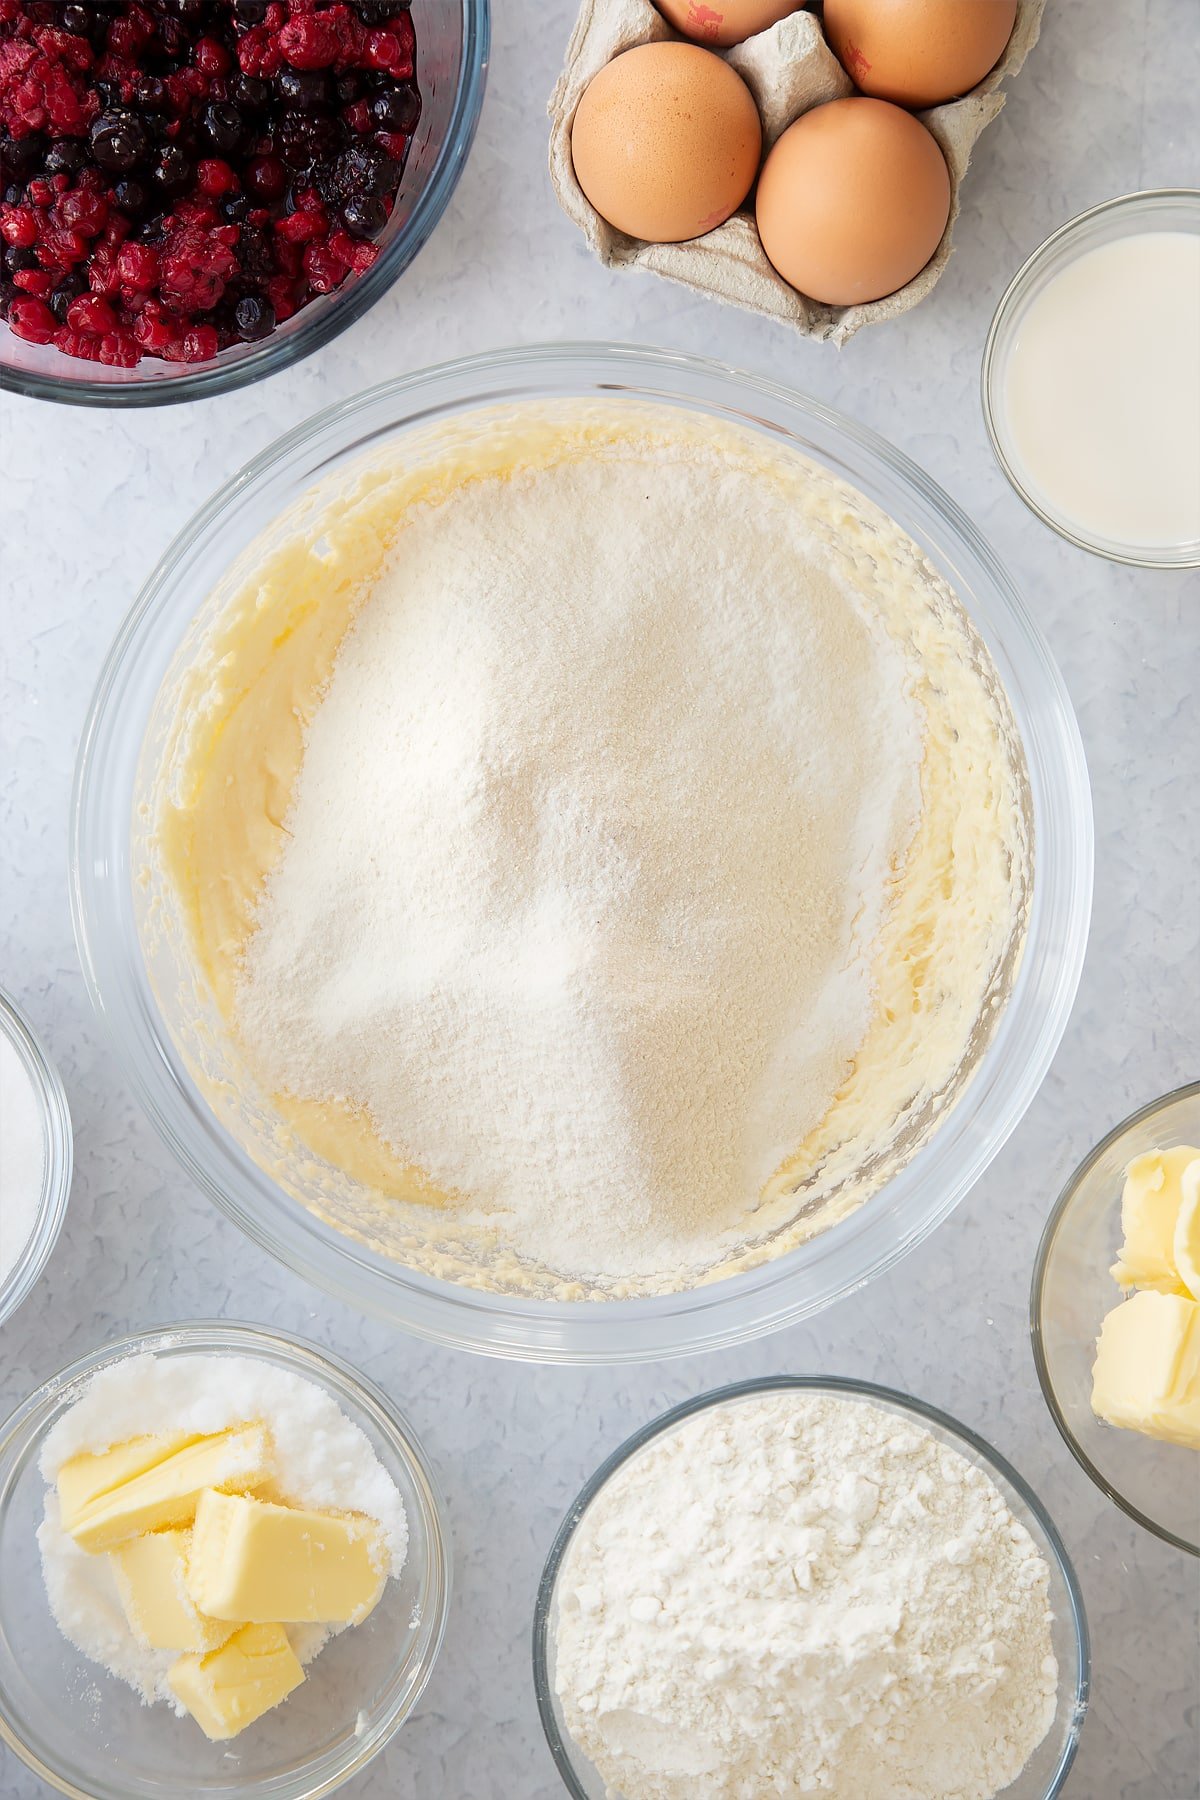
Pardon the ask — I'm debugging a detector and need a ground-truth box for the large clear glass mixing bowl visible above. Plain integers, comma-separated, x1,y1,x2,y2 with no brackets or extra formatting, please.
71,344,1094,1361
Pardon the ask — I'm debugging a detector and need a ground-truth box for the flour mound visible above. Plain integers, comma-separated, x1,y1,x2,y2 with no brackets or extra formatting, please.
553,1391,1059,1800
237,446,921,1282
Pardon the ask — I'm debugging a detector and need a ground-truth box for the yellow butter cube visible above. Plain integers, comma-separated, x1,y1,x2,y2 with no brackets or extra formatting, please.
65,1424,274,1553
186,1488,386,1625
1091,1289,1200,1448
1111,1146,1200,1294
168,1622,304,1741
57,1432,201,1532
110,1529,236,1653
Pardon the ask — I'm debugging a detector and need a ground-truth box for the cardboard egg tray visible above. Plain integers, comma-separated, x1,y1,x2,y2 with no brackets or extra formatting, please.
549,0,1045,343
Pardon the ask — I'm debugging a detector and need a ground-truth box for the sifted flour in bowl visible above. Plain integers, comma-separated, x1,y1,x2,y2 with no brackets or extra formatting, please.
150,403,1030,1296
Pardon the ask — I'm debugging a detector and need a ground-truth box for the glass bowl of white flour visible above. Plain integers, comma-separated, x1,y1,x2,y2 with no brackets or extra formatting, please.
533,1377,1089,1800
70,343,1094,1361
0,987,72,1329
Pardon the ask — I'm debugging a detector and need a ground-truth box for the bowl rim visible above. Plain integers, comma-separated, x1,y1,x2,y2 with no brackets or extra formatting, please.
69,340,1094,1363
0,0,491,409
532,1374,1091,1800
0,986,73,1329
0,1319,453,1800
980,187,1200,570
1029,1079,1200,1557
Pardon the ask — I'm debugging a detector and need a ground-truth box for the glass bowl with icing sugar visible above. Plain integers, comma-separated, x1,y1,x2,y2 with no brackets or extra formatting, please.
72,343,1093,1362
0,986,72,1329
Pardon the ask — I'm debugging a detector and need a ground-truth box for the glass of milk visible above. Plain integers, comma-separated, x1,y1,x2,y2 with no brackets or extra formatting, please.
983,190,1200,568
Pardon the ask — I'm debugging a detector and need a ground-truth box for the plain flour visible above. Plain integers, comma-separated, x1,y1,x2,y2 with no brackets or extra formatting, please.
553,1390,1059,1800
236,447,923,1282
38,1352,408,1709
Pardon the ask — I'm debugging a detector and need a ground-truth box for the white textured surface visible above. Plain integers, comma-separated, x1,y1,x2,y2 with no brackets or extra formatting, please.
1,1,1198,1794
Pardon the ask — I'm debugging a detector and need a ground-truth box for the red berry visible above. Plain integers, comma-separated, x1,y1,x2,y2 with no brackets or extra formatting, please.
278,14,343,72
58,188,109,236
197,157,238,197
364,28,412,77
12,267,55,296
7,296,56,342
116,240,158,289
274,205,326,245
66,292,117,333
181,322,218,362
193,36,231,77
1,207,38,248
244,154,287,201
97,328,140,366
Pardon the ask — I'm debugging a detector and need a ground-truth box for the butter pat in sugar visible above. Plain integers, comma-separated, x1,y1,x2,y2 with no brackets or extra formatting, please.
60,1424,273,1552
110,1528,235,1654
1091,1290,1200,1449
168,1622,305,1742
187,1488,386,1624
1110,1146,1200,1295
57,1431,201,1532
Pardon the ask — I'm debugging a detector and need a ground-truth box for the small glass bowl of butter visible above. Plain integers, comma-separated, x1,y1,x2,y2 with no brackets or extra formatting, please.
1031,1082,1200,1555
0,1322,451,1800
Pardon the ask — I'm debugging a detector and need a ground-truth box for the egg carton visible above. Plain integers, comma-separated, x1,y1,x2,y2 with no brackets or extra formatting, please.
548,0,1045,344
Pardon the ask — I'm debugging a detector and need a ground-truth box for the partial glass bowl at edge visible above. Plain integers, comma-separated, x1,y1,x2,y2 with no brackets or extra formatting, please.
0,1322,451,1800
0,0,489,407
981,189,1200,569
1032,1082,1200,1556
0,987,72,1329
70,342,1095,1363
533,1377,1089,1800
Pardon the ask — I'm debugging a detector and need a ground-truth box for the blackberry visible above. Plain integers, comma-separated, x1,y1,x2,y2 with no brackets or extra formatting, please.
277,112,339,171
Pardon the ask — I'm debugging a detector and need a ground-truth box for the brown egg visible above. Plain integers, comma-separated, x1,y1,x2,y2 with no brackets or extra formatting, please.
571,43,762,243
656,0,805,49
755,97,951,305
823,0,1018,109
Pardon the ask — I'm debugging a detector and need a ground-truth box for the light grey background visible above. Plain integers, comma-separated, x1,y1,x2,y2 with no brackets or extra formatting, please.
2,1,1198,1795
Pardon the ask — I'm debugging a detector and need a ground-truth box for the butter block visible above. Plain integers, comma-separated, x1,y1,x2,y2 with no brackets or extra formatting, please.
1091,1289,1200,1448
168,1621,304,1741
110,1528,236,1653
57,1432,201,1532
66,1424,273,1553
1173,1158,1200,1301
1111,1146,1200,1294
186,1488,386,1625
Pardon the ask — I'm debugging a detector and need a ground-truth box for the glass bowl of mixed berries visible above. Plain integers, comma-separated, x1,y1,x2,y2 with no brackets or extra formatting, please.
0,0,488,403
